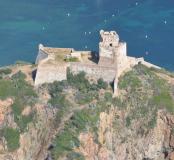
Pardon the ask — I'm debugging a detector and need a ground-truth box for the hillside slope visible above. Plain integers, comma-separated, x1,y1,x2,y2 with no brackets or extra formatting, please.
0,64,174,160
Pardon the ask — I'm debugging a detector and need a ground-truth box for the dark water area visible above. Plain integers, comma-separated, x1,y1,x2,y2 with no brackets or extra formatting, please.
0,0,174,70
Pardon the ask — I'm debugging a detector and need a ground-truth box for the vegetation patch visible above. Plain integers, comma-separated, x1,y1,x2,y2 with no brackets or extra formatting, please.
117,64,174,131
64,57,79,62
97,78,108,89
48,65,174,159
47,70,111,159
152,92,174,112
2,127,20,152
0,70,37,151
0,79,16,99
51,106,102,159
15,113,34,132
66,152,85,160
0,68,12,75
118,71,142,90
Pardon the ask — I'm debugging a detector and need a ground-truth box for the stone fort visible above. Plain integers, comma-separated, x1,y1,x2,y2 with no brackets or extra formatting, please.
35,30,160,95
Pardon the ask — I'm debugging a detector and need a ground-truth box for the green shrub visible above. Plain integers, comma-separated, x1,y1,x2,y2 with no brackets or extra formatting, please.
49,94,70,107
70,110,98,132
64,57,79,62
112,97,124,108
0,68,12,75
48,80,68,98
2,128,20,151
12,71,37,98
126,116,131,127
75,91,98,105
12,98,24,116
97,78,108,89
104,92,113,102
12,98,35,132
152,92,174,112
12,71,26,81
54,105,69,126
52,108,99,159
67,69,91,92
51,129,80,159
17,114,34,132
0,79,16,99
118,71,141,90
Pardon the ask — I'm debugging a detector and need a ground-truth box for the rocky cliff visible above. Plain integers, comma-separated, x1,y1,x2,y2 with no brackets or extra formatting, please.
75,109,174,160
0,64,174,160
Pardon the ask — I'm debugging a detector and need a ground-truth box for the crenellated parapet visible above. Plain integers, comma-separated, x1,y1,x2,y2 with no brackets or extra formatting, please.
99,30,119,47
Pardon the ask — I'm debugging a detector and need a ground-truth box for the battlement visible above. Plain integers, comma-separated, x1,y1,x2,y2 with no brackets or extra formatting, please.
100,30,119,47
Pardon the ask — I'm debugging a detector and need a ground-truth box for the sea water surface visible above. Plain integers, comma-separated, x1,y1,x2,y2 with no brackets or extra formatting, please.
0,0,174,70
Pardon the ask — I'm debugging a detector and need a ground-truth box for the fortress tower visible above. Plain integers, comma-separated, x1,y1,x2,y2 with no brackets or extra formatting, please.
98,30,128,76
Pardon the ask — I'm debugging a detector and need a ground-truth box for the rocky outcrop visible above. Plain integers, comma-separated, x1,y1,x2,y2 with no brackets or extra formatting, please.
0,98,15,128
77,107,116,160
111,110,174,160
77,109,174,160
0,104,57,160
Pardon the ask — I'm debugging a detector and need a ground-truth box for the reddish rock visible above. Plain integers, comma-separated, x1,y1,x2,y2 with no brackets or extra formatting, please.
0,98,13,124
170,135,174,148
169,152,174,160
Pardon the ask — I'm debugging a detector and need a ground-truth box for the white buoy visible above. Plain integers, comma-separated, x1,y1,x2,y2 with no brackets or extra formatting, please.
85,32,87,35
67,13,71,17
145,51,149,55
89,31,91,34
85,45,88,49
42,26,45,30
112,14,115,17
145,35,148,39
164,20,167,24
136,2,138,6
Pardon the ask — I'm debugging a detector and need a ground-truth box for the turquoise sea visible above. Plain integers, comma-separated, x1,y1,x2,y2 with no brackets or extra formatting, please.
0,0,174,70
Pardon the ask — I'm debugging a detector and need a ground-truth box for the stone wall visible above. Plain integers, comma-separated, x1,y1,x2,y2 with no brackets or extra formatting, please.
70,62,116,82
35,63,68,86
116,44,128,77
35,50,48,64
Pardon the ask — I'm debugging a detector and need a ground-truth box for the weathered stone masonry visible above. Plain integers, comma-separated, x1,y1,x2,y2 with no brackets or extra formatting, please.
35,30,160,95
69,63,116,83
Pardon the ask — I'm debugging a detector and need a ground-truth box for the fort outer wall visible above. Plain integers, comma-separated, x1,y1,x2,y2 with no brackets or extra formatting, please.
35,44,49,64
69,62,116,83
35,62,117,86
34,62,68,86
35,49,48,64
